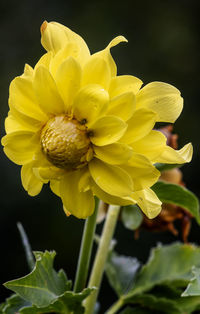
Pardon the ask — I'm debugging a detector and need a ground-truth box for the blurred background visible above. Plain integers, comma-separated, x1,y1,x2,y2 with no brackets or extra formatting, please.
0,0,199,311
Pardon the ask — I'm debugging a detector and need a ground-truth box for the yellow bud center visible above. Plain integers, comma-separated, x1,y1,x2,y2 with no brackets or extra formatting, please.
41,115,91,169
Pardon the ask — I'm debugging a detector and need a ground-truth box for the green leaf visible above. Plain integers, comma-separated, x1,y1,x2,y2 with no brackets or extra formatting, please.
128,294,181,314
105,251,140,296
1,294,31,314
119,307,153,314
124,243,200,300
182,267,200,296
4,251,72,307
121,205,143,231
152,181,200,224
154,163,181,172
176,295,200,313
19,288,93,314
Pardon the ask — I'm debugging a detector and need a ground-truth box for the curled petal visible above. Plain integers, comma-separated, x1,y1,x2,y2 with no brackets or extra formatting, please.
155,143,193,164
92,36,127,77
134,188,162,219
136,82,183,123
40,21,90,62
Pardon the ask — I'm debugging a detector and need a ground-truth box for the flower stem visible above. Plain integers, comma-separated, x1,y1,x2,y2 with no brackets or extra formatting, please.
74,198,99,293
17,222,35,271
84,204,120,314
105,298,124,314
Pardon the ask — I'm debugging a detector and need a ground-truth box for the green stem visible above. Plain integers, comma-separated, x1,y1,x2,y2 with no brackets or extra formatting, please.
106,298,124,314
84,204,120,314
17,222,35,271
74,198,99,293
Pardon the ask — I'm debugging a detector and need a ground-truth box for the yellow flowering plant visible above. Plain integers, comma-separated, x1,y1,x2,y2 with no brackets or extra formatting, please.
1,21,199,314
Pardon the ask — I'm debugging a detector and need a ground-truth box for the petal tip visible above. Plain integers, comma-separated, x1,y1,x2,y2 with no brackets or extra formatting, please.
40,20,48,34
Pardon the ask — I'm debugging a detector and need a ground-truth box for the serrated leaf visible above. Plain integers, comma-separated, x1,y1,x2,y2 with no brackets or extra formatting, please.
124,243,200,300
155,163,181,172
152,181,200,224
182,267,200,296
19,288,93,314
1,294,31,314
4,251,71,307
121,205,143,231
105,251,140,296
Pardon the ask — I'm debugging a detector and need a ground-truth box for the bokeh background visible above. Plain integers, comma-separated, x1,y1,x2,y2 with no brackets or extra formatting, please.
0,0,199,312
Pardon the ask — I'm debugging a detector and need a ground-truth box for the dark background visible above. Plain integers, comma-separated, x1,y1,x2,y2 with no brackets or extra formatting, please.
0,0,200,312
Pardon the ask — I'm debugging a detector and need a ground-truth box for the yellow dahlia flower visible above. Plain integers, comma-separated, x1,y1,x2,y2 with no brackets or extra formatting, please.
2,21,192,219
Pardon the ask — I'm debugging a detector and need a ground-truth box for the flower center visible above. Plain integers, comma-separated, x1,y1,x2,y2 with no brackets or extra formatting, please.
41,115,92,170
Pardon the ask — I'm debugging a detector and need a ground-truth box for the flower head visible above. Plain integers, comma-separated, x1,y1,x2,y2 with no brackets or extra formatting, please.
2,21,193,218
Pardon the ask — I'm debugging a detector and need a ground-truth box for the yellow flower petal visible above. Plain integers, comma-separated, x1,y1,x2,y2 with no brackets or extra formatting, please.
92,36,127,77
9,105,42,133
155,143,193,164
131,130,167,161
50,42,81,76
120,108,157,144
89,158,133,197
122,153,160,191
91,178,136,206
3,147,34,165
21,162,43,196
60,170,94,219
55,57,81,110
94,143,133,165
89,115,127,146
2,131,39,165
9,76,47,122
134,188,162,219
136,82,183,123
35,52,53,71
78,167,91,192
82,56,111,90
41,21,90,62
73,84,109,125
23,64,34,78
50,179,60,197
33,166,64,183
5,113,35,134
109,75,143,98
107,92,136,121
33,65,65,115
